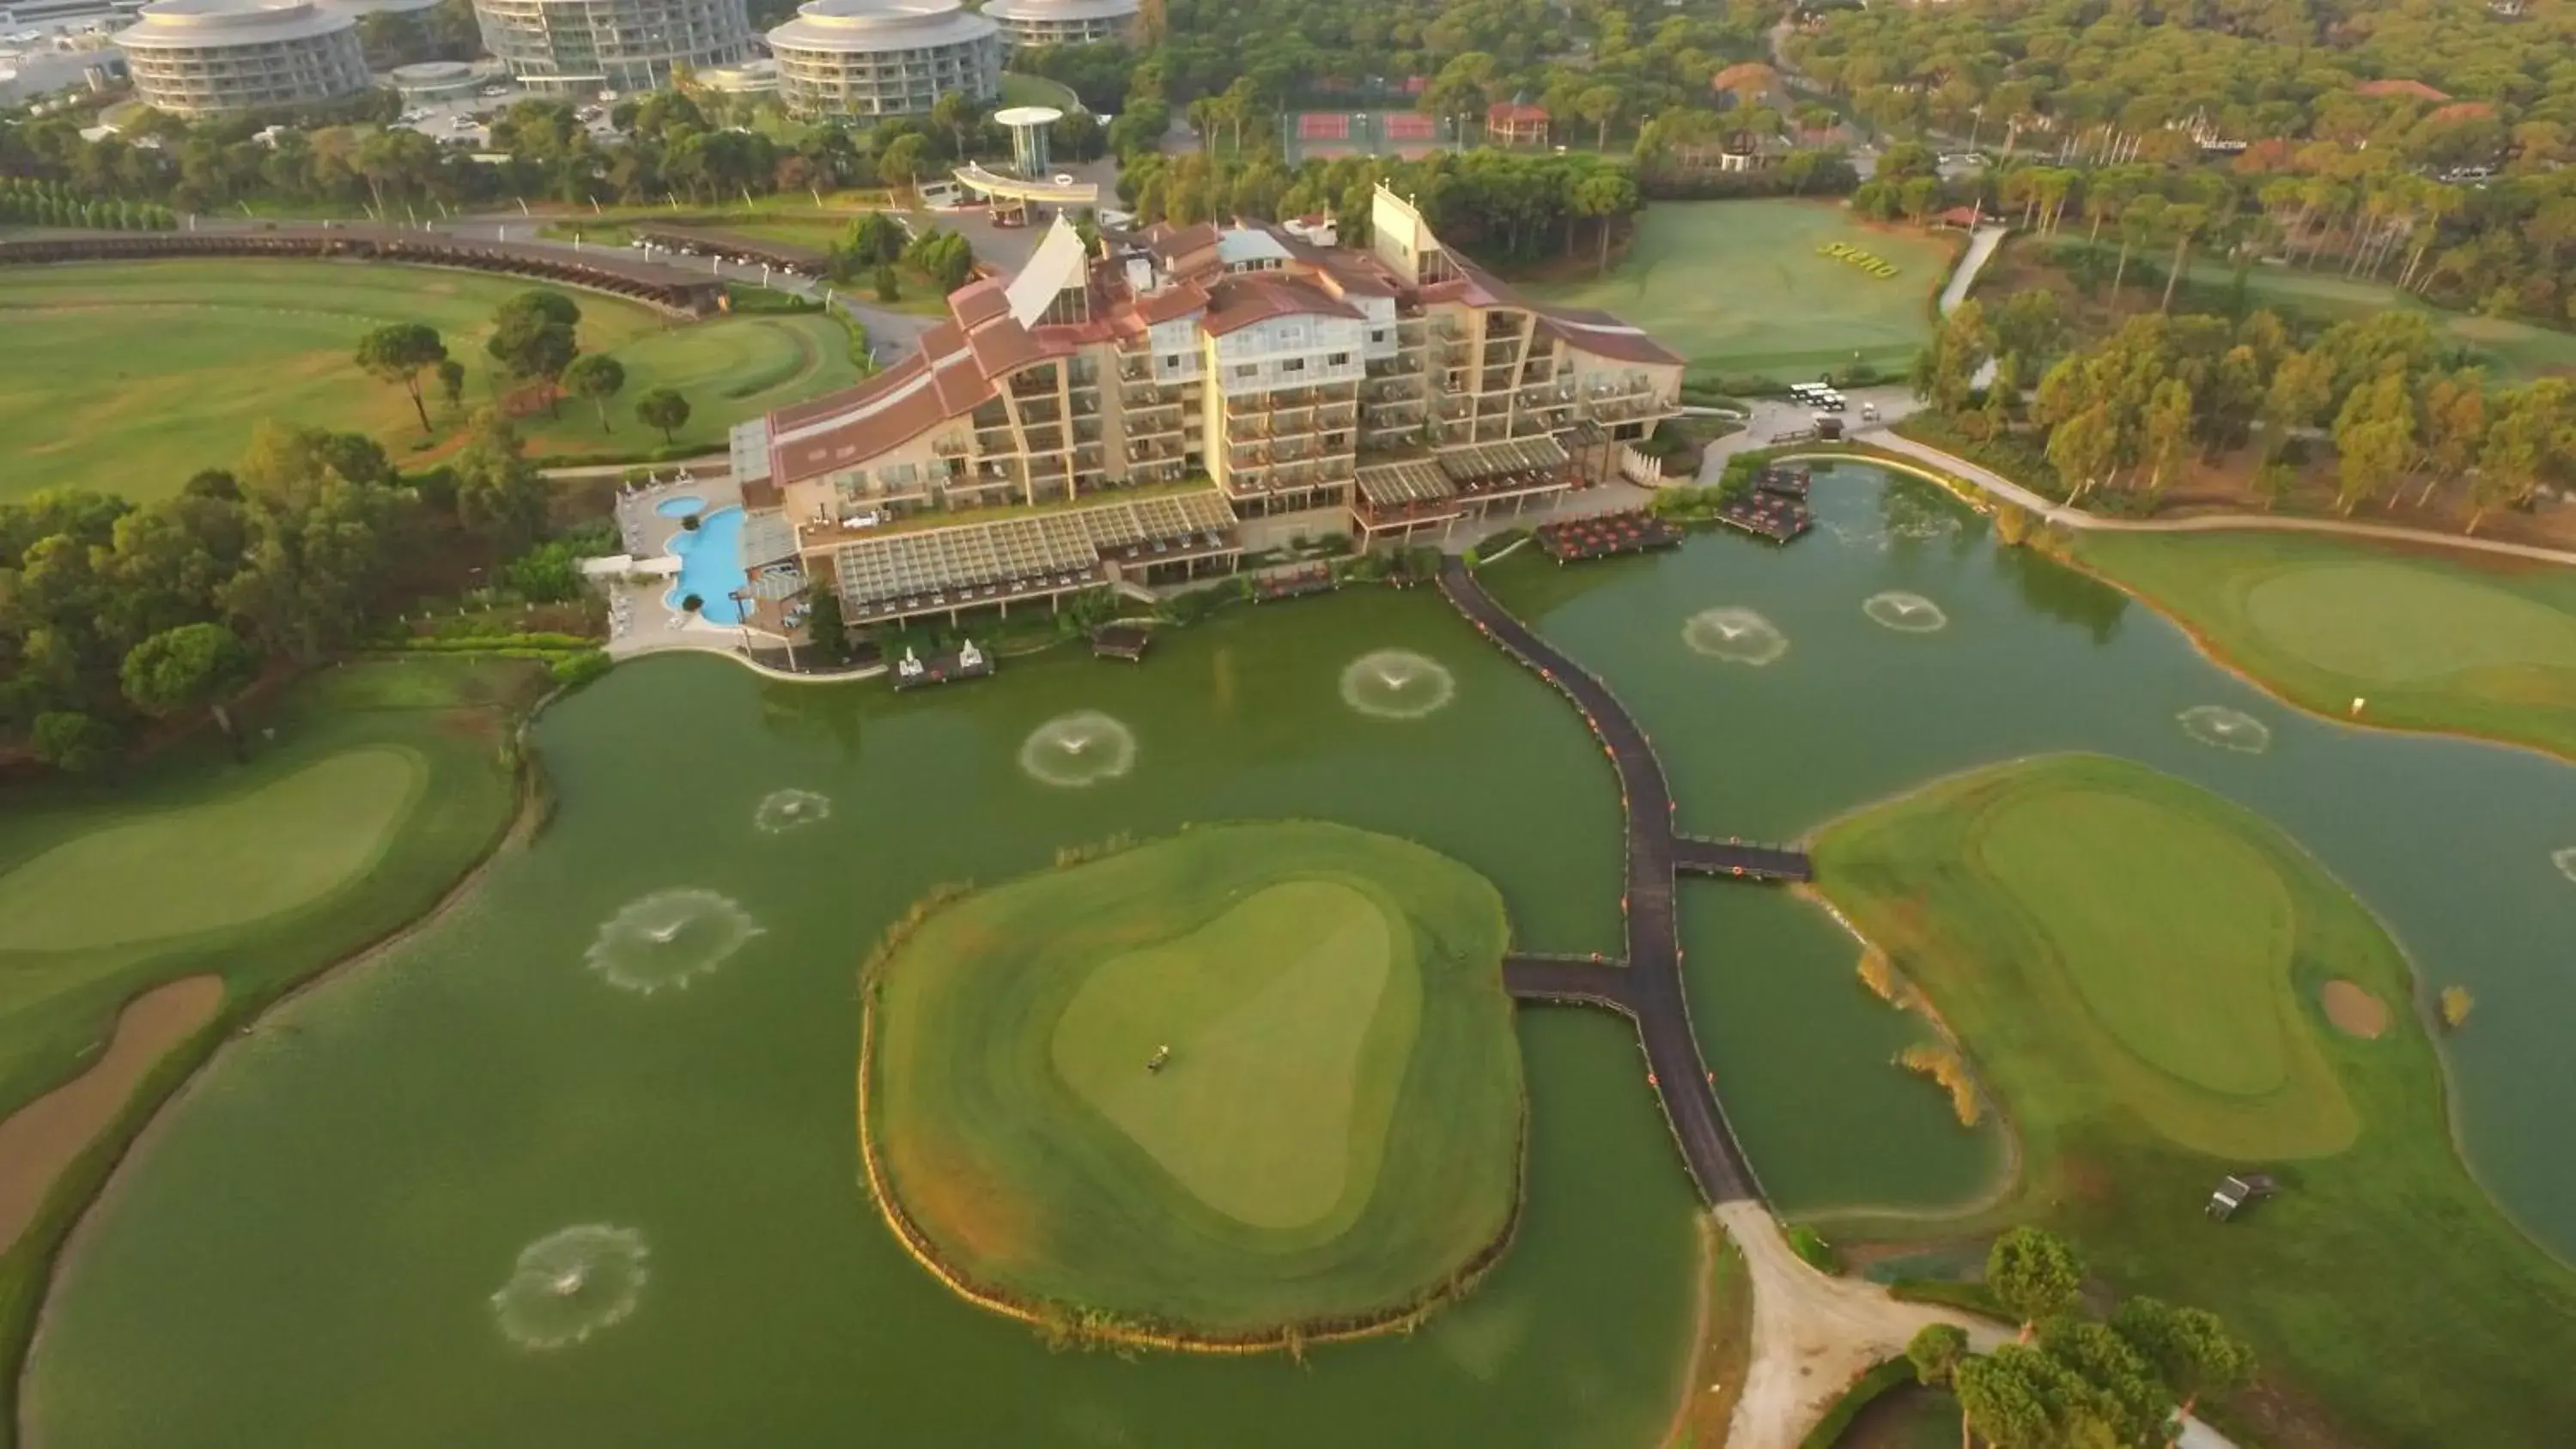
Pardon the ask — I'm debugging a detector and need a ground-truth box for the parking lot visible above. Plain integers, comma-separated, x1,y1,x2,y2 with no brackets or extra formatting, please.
392,81,621,153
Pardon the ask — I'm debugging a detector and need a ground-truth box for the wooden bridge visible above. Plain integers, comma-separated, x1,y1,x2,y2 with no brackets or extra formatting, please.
1442,557,1813,1207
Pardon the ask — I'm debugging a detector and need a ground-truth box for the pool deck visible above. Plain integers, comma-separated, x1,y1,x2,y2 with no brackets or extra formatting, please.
605,472,781,661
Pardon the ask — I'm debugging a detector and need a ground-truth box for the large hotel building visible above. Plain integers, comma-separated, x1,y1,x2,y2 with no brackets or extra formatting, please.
726,187,1682,633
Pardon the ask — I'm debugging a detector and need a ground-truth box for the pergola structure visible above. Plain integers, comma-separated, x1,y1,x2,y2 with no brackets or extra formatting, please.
1350,434,1577,545
829,489,1239,627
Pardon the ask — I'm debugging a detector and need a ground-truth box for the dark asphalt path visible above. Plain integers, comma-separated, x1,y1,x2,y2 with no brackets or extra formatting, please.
1443,557,1805,1207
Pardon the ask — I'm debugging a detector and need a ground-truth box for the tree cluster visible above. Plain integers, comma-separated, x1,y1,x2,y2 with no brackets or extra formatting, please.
1139,0,1777,151
1923,297,2576,529
0,177,177,231
1119,148,1642,268
1786,0,2576,323
902,227,980,292
1906,1226,2255,1449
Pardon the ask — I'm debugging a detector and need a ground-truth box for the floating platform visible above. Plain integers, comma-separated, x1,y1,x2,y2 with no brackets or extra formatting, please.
1535,511,1685,562
1090,622,1152,661
1716,494,1813,544
890,642,995,691
1753,463,1811,500
1251,564,1338,602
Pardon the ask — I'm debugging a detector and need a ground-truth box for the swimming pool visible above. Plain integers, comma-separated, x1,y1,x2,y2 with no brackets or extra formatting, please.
653,494,708,518
665,506,748,625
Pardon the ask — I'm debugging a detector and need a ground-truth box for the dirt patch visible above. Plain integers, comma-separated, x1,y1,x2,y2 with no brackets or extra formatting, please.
0,975,223,1252
2320,979,2389,1039
1664,1216,1754,1447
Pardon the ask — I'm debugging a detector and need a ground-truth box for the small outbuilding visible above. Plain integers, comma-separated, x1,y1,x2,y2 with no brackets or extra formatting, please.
1485,101,1551,148
2205,1172,2279,1222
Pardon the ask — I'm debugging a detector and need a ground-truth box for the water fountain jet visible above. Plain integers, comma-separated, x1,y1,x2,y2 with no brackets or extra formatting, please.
1862,591,1949,634
2177,705,2272,755
490,1225,649,1350
1681,608,1789,665
1339,650,1458,720
1018,712,1138,787
585,889,762,994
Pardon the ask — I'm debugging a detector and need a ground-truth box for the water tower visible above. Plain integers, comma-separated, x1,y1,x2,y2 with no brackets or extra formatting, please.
993,104,1061,179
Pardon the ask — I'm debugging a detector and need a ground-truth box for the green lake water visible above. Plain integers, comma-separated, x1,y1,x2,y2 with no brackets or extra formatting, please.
27,467,2576,1445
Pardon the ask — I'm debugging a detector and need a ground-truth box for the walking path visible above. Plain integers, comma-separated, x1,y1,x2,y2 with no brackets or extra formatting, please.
1438,556,1791,1206
1861,433,2576,566
1718,1201,2008,1449
1939,225,2008,317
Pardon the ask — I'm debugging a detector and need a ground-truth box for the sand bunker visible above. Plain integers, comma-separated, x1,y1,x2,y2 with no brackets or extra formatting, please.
2552,846,2576,885
0,975,223,1252
2320,980,2389,1040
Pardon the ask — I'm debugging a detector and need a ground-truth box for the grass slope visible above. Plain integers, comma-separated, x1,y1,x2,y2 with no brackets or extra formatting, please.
1814,755,2576,1446
866,821,1522,1336
0,260,862,501
1528,200,1953,383
0,655,538,1446
2072,530,2576,761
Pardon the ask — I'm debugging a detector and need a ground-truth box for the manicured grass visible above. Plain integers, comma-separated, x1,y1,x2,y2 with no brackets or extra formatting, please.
1526,200,1954,383
2071,530,2576,761
0,656,538,1446
0,260,864,501
1814,755,2576,1447
0,748,423,954
998,72,1083,112
866,821,1523,1337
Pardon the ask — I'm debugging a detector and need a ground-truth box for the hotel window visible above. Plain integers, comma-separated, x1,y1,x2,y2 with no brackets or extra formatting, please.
1329,352,1349,367
1283,357,1305,373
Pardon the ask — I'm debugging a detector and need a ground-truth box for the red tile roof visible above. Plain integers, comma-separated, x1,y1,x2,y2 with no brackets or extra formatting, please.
1199,276,1362,336
1536,307,1687,367
2356,77,2451,102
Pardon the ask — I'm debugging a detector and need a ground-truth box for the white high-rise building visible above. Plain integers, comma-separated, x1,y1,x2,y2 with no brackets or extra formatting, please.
471,0,755,96
112,0,371,117
766,0,999,120
977,0,1137,52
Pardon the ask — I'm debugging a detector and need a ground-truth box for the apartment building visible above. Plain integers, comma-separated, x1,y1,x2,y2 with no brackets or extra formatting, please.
978,0,1136,52
471,0,754,96
113,0,371,117
730,185,1680,628
766,0,998,120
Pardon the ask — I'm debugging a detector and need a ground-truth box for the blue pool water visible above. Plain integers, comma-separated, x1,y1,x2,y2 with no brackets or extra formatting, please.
665,506,748,624
654,494,708,518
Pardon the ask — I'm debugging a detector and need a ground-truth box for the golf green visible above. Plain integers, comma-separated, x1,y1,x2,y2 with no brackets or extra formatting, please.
0,746,425,955
0,260,862,502
863,821,1523,1340
1528,199,1953,382
2074,530,2576,760
1824,758,2357,1160
1815,754,2576,1446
